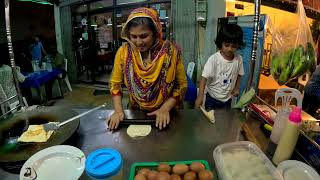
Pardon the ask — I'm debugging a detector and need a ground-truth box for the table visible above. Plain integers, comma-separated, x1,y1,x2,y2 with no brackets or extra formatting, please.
20,69,63,102
77,108,244,179
258,74,288,90
0,109,246,179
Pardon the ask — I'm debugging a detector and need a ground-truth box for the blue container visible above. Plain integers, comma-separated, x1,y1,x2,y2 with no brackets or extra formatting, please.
85,148,123,179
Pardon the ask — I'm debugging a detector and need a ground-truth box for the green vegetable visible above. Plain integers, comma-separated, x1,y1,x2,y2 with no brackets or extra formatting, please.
290,45,306,78
271,55,281,79
232,88,255,109
291,55,307,78
306,42,316,73
292,45,304,68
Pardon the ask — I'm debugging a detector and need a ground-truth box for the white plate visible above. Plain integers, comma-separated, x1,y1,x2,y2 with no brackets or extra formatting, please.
277,160,320,180
20,145,86,180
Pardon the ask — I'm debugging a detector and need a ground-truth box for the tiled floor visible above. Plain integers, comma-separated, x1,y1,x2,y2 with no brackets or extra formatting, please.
52,83,129,110
51,83,192,110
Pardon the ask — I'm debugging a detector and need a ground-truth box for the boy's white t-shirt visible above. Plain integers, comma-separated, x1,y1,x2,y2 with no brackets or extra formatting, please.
202,51,244,102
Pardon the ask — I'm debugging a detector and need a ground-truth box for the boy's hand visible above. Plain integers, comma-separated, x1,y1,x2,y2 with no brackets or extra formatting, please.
231,88,240,97
195,97,203,109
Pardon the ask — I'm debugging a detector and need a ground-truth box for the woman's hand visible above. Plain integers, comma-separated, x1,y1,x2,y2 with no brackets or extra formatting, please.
147,108,170,130
106,111,124,130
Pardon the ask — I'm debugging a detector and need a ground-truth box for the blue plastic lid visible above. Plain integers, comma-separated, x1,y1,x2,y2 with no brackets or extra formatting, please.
85,148,122,179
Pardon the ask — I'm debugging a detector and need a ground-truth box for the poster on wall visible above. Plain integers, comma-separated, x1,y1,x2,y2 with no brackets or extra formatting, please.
96,15,113,49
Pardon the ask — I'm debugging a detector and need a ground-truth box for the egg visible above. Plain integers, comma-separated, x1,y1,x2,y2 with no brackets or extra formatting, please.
157,171,171,180
183,171,197,180
157,163,171,173
134,174,147,180
189,162,205,173
172,164,189,175
198,170,214,180
147,170,159,180
138,168,151,176
170,174,182,180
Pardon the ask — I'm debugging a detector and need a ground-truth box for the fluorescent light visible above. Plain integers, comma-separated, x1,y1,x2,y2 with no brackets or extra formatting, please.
17,0,53,5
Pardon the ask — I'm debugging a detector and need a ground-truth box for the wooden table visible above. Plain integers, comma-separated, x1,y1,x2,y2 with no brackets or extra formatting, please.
258,74,288,90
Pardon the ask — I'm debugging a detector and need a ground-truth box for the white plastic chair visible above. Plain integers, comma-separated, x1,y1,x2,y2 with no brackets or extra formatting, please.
0,84,9,114
275,88,302,108
187,62,195,79
59,58,72,92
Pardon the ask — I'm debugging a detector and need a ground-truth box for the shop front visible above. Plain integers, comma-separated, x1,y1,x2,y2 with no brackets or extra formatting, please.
69,0,171,84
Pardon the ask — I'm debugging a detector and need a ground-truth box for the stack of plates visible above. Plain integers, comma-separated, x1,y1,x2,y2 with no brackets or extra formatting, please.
277,160,320,180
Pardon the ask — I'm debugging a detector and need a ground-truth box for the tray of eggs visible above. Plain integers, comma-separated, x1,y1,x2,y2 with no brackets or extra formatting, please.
129,160,214,180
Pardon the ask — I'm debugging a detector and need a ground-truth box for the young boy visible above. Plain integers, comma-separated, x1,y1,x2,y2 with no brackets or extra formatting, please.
195,24,245,110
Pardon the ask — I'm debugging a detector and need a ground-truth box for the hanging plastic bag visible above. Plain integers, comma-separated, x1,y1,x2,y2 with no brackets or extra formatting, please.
270,0,316,85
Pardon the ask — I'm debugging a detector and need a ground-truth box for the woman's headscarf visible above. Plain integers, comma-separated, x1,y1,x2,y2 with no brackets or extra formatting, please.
121,7,163,46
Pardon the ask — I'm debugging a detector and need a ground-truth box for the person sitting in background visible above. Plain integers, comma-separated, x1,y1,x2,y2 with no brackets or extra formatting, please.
44,46,66,101
48,45,64,70
195,24,245,110
0,61,26,104
106,8,187,130
302,66,320,117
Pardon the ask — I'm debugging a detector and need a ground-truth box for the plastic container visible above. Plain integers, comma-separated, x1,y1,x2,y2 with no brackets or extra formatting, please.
85,148,123,180
129,160,211,180
46,62,52,72
41,62,47,71
213,141,283,180
273,107,302,165
31,61,40,72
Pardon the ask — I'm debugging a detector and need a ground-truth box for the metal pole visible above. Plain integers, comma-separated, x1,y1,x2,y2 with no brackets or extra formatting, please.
246,0,261,91
4,0,24,108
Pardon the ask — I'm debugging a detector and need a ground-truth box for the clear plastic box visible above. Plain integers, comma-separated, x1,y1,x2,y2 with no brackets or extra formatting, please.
213,141,284,180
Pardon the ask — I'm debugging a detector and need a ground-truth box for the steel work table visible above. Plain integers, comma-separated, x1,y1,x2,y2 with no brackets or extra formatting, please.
1,108,246,179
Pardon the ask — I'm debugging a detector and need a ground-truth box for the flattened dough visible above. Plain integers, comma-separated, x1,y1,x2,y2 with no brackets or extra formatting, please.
200,106,215,123
127,125,152,138
18,125,53,143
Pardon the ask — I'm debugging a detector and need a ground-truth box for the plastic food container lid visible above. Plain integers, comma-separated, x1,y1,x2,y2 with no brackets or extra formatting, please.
85,148,122,179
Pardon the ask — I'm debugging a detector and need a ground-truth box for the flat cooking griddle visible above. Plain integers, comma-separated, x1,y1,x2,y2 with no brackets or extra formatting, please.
0,106,79,163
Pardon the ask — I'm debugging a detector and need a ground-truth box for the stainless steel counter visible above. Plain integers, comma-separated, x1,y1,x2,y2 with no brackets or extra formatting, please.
1,108,246,179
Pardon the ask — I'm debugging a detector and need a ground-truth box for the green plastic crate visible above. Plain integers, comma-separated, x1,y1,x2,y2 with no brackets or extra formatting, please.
129,160,211,180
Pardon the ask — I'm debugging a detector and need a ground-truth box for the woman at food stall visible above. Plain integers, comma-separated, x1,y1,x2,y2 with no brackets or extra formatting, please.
106,8,187,130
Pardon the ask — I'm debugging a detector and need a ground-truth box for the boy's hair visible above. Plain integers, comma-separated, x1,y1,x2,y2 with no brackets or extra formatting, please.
215,24,245,49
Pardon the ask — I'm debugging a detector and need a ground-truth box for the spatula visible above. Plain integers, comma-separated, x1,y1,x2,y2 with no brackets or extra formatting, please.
43,103,107,132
